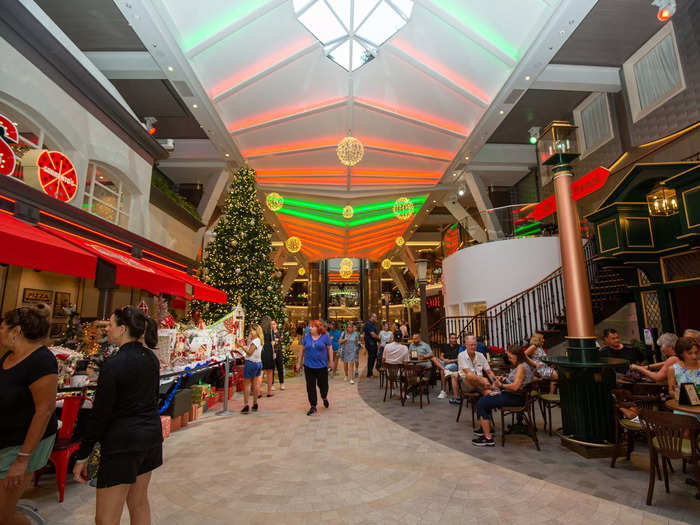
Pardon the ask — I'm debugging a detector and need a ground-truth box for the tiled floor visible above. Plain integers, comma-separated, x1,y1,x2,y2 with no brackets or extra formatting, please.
24,368,699,524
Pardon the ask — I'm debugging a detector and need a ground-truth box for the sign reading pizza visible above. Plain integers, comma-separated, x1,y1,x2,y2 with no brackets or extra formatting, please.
22,148,78,202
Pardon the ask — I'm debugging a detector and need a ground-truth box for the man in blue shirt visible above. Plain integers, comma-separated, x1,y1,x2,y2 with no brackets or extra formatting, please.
475,335,489,357
363,313,380,378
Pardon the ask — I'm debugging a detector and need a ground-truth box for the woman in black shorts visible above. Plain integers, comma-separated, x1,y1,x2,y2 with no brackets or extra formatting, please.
73,306,162,524
261,316,275,397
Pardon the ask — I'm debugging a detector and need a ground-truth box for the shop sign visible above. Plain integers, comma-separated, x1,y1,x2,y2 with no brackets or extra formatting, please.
22,288,52,303
427,295,442,308
22,149,78,202
443,223,460,257
0,114,19,176
530,166,610,221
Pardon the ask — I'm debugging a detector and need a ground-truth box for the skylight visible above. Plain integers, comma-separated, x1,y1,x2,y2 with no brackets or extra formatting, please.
294,0,414,71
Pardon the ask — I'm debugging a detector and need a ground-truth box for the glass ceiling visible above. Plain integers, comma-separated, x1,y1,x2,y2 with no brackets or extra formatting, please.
293,0,414,71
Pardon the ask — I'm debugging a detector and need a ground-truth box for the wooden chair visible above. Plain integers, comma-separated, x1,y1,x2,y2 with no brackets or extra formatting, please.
610,389,661,470
383,363,404,402
401,363,431,408
638,409,700,505
499,385,540,450
455,378,482,426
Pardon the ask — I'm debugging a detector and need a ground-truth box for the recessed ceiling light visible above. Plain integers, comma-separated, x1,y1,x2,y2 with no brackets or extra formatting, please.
499,110,504,115
192,104,198,109
464,155,469,160
525,75,531,81
225,153,230,157
167,66,174,71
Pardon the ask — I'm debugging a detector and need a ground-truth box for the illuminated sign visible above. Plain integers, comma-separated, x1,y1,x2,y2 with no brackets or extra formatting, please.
0,114,19,177
22,149,78,202
443,223,460,257
427,295,442,308
530,166,610,221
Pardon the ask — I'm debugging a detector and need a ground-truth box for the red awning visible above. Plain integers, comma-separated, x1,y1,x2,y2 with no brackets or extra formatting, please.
41,227,186,297
0,211,96,279
142,259,228,304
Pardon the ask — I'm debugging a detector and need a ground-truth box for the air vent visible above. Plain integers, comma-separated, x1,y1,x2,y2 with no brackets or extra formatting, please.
503,89,524,105
172,81,193,97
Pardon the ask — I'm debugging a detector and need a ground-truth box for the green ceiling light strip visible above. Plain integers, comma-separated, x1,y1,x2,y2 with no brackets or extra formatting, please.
514,220,542,234
181,1,265,51
353,196,427,214
283,198,345,214
348,211,407,227
429,0,519,61
277,208,346,227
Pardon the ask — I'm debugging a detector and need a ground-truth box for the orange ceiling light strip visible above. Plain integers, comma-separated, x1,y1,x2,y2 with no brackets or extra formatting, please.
242,137,341,157
41,223,131,255
354,97,468,136
360,137,454,160
39,210,132,249
228,97,347,132
278,215,345,236
391,39,491,105
348,233,406,251
142,249,189,270
209,37,314,98
283,227,345,245
350,177,441,186
257,177,347,185
349,218,405,236
0,194,16,203
351,168,443,179
256,168,347,176
285,234,345,252
348,223,407,241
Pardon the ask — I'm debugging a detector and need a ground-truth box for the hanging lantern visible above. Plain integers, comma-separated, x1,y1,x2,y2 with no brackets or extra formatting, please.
393,197,414,220
266,192,284,212
286,236,302,253
395,236,405,247
381,258,392,270
337,136,364,167
298,266,306,276
646,184,678,217
342,205,354,219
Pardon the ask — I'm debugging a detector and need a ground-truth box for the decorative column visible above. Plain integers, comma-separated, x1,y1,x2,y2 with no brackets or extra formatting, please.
415,259,429,342
309,262,321,320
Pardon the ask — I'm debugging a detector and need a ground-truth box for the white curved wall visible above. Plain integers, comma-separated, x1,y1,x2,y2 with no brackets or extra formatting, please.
442,236,563,314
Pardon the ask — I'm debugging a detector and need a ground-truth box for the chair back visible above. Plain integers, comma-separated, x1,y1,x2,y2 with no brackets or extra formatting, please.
402,363,429,383
631,382,666,397
384,363,403,382
639,408,700,460
612,388,660,412
57,395,88,440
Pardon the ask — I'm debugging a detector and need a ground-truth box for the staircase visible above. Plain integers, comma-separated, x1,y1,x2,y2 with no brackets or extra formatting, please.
430,240,632,350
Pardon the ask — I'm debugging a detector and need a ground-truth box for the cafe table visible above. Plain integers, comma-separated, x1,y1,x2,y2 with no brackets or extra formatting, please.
665,399,700,417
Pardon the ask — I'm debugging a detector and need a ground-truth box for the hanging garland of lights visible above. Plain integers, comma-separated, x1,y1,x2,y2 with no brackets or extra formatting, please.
393,196,415,220
337,136,364,167
342,205,354,219
286,236,302,253
266,192,284,212
381,258,392,270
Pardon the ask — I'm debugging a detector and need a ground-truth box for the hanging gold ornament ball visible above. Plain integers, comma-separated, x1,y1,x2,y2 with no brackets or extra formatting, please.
339,257,353,271
337,136,364,167
393,197,414,220
298,266,306,276
395,236,405,247
286,236,302,253
266,192,284,212
381,258,392,270
342,205,354,219
339,267,353,279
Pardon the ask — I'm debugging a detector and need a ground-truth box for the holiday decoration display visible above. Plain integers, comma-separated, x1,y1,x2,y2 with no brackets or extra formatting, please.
337,136,364,166
286,236,302,253
381,258,392,270
266,192,284,212
395,236,405,247
21,149,78,202
342,205,354,219
393,197,415,220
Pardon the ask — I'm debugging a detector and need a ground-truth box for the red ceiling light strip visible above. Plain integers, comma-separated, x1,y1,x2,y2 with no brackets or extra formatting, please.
350,177,441,186
258,177,347,186
229,97,347,133
360,138,454,161
242,137,341,157
354,97,468,136
256,167,347,176
278,215,345,236
0,194,16,203
39,210,132,249
142,249,189,270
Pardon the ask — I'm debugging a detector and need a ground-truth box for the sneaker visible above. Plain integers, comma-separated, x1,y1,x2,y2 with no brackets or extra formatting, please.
323,398,329,408
252,404,258,411
350,379,355,384
280,385,285,390
473,427,484,437
240,405,249,414
437,390,447,399
307,406,317,416
449,397,461,405
354,371,359,377
271,386,276,391
267,394,274,397
472,435,495,447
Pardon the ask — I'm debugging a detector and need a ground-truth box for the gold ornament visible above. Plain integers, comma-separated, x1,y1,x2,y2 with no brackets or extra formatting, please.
342,205,354,219
395,236,405,247
339,257,353,279
393,197,414,220
286,236,302,253
337,136,364,167
339,267,353,279
381,258,392,270
298,266,306,276
266,192,284,212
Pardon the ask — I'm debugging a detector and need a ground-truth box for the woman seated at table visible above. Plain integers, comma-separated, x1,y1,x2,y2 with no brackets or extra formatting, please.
668,336,700,421
629,332,679,382
524,332,558,394
472,344,534,447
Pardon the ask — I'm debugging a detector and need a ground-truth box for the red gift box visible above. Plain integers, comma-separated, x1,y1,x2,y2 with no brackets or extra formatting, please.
181,411,190,427
160,416,171,439
206,397,216,409
190,404,202,421
170,415,182,432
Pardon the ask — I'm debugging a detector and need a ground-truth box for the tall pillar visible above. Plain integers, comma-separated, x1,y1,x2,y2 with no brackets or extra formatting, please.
309,262,321,320
368,261,381,321
359,259,367,321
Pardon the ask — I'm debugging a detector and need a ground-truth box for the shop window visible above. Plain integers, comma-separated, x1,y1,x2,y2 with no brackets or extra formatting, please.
82,164,130,227
623,22,685,123
573,93,614,157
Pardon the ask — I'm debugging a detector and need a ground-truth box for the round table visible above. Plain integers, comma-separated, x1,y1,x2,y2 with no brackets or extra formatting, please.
665,399,700,416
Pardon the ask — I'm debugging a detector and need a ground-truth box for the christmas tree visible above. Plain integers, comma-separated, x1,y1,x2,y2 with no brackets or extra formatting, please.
193,167,288,331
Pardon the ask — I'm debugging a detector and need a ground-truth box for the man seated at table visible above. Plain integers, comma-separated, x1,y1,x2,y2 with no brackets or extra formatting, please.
451,335,497,404
439,333,463,401
408,333,438,369
630,332,679,382
382,334,409,365
599,328,645,364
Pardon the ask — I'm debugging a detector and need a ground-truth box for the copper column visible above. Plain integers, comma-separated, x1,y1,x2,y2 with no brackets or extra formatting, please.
552,165,595,338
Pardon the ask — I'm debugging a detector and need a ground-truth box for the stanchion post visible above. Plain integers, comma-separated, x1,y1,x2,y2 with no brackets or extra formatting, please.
217,355,236,416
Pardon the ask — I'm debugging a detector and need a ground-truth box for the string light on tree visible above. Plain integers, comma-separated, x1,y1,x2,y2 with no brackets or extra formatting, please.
266,192,284,212
393,197,414,220
337,136,364,166
286,236,302,253
342,205,354,219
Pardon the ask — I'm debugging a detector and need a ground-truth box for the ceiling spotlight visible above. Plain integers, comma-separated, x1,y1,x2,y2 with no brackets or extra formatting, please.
528,126,541,145
192,104,198,109
652,0,675,21
457,185,466,197
525,75,531,81
499,110,504,115
225,153,230,158
464,155,469,160
167,66,174,71
144,116,157,135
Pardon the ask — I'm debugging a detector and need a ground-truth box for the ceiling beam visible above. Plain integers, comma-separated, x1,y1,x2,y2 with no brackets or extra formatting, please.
532,64,622,92
354,100,466,139
84,51,165,79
